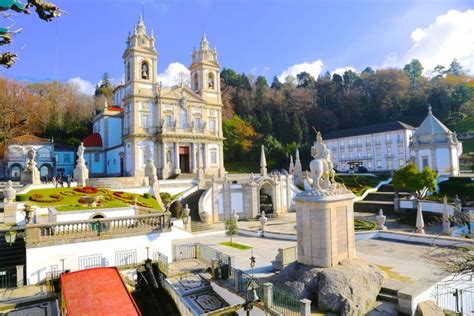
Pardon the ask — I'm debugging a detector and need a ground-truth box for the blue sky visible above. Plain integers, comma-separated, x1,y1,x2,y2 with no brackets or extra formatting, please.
1,0,473,94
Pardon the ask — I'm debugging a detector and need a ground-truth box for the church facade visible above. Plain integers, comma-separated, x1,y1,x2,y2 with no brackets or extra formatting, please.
84,16,225,179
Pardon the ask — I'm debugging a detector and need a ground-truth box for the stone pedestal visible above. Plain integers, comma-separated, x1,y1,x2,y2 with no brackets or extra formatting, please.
21,166,41,185
3,202,18,225
294,191,355,268
74,162,89,187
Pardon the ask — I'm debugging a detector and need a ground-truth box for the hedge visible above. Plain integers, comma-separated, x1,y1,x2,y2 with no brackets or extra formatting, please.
16,194,29,201
438,178,474,201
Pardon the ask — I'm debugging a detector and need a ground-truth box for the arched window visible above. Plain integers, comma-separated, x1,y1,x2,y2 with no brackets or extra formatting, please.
141,61,149,80
193,73,199,91
126,61,131,81
208,72,215,89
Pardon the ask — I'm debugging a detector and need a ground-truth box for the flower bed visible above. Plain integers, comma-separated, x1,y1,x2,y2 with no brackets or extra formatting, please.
74,186,99,194
30,193,63,203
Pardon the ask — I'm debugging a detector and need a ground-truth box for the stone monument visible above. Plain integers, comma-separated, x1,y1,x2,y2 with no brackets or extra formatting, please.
294,131,355,267
73,142,89,187
415,202,425,234
144,146,158,187
3,180,16,203
21,149,41,185
442,196,451,236
376,209,387,230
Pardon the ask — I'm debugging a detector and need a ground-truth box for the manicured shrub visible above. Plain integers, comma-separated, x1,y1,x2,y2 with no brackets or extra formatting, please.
439,179,474,202
16,194,29,201
169,200,182,218
143,193,151,199
160,192,172,205
29,193,63,203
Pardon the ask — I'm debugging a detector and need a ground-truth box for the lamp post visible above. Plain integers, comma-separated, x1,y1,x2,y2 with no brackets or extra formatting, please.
4,228,24,246
243,252,259,315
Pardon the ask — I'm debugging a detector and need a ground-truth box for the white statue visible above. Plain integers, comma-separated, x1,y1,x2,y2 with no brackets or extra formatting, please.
144,146,158,187
309,131,335,191
74,142,89,187
376,209,387,230
21,149,41,185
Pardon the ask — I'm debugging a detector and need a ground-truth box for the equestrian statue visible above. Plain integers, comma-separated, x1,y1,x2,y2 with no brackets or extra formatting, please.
309,128,335,192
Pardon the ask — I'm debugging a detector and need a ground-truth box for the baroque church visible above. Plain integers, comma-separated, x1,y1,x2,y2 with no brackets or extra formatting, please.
83,16,225,179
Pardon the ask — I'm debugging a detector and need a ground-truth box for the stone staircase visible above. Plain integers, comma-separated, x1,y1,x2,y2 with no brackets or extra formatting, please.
179,189,211,233
355,184,410,214
377,286,399,304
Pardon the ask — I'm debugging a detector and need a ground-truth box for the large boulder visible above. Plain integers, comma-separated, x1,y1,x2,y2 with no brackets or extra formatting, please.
417,300,444,316
272,259,386,315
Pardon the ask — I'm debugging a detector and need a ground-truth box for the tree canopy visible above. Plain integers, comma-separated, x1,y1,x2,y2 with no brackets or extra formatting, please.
392,163,437,198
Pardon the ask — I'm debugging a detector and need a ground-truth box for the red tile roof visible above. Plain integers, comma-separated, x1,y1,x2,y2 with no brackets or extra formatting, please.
82,133,103,148
60,267,141,316
107,106,124,112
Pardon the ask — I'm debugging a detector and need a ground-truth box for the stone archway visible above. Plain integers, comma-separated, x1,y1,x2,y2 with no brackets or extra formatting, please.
39,164,52,181
9,164,23,181
259,181,274,215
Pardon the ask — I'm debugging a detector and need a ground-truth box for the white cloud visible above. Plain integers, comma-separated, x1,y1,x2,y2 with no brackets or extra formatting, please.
384,9,474,74
332,66,357,76
67,77,95,95
278,60,324,81
157,62,190,87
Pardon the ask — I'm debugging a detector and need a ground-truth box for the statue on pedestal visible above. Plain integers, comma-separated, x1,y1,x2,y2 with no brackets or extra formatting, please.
21,149,41,185
376,209,387,230
309,131,335,192
144,146,158,187
73,142,89,187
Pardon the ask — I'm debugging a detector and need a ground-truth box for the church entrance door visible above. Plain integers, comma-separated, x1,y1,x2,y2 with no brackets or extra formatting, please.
179,146,190,173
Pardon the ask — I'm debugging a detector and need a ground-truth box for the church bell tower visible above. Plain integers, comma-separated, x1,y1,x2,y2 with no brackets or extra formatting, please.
190,33,221,105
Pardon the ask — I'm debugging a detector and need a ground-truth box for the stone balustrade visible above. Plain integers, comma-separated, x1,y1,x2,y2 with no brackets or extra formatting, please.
25,213,171,247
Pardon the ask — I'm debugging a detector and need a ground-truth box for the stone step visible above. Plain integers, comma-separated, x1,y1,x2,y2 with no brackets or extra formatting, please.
191,221,211,233
376,292,398,304
377,185,395,192
354,201,394,213
380,286,398,296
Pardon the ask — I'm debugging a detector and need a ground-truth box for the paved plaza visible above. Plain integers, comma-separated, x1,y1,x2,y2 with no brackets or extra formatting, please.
175,233,450,284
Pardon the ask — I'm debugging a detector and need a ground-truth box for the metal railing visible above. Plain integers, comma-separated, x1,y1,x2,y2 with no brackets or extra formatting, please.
115,249,137,269
172,243,233,267
272,284,301,316
152,251,169,274
78,254,103,270
0,266,17,289
433,280,473,315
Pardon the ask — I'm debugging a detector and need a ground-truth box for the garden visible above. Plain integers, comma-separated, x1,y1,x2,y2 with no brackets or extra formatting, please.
334,174,388,196
15,187,162,211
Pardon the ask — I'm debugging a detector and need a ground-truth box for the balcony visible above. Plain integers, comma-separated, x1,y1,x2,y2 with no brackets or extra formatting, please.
386,139,393,145
25,213,171,248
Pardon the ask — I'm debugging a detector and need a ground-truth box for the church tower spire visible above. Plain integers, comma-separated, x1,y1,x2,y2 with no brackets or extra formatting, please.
190,33,221,105
123,15,158,85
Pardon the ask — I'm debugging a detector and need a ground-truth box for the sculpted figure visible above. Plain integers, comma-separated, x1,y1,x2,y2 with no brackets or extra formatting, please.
309,130,335,191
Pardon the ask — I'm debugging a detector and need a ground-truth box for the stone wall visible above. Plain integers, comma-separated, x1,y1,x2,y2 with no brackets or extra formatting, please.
86,176,149,189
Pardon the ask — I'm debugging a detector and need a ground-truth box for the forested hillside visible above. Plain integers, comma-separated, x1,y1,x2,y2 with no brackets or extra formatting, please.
221,59,474,170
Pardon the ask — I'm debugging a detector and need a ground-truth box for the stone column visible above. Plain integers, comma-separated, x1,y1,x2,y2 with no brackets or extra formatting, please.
223,179,232,220
286,175,293,212
218,144,225,178
299,299,311,316
160,143,169,179
294,190,355,267
191,143,197,173
16,265,24,287
262,282,273,309
211,177,219,223
203,143,209,173
174,142,181,175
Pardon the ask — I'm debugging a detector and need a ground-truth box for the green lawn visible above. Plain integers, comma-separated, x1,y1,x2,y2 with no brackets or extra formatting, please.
335,174,384,196
20,187,162,212
220,241,253,250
